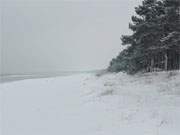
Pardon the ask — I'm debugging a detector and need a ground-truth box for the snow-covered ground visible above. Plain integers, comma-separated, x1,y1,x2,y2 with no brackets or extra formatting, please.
0,71,180,135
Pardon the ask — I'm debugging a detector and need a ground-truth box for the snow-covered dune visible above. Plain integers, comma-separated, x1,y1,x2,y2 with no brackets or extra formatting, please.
0,71,180,135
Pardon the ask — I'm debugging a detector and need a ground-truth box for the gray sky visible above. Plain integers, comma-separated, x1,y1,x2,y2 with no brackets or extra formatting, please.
1,0,141,75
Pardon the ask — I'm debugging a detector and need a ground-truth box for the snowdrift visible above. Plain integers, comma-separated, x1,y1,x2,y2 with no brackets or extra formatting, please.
0,71,180,135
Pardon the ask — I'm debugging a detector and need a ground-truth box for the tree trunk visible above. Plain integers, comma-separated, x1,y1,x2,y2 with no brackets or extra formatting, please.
150,57,154,72
178,52,180,69
165,52,168,71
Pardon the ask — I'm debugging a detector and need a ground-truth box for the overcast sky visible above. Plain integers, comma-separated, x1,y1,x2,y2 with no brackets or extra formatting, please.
0,0,141,75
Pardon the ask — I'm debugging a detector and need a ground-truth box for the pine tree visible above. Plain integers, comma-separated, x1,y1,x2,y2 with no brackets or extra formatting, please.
108,0,180,74
160,0,180,70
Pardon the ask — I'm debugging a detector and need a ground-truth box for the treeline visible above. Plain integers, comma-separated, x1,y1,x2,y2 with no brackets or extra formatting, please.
108,0,180,74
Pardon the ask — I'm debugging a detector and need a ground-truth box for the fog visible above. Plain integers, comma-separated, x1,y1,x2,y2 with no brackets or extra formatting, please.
0,0,141,75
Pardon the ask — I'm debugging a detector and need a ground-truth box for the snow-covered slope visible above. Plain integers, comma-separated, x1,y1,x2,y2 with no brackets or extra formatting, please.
0,71,180,135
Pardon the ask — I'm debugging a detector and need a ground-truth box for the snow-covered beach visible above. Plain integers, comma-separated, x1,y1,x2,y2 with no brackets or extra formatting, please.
0,71,180,135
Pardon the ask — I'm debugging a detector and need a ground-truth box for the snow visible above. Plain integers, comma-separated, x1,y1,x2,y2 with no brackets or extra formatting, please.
0,71,180,135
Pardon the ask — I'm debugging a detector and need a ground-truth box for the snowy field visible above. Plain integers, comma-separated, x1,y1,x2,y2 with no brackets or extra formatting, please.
0,71,180,135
